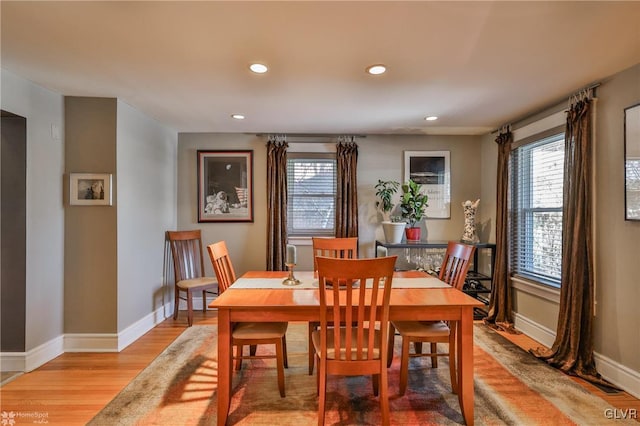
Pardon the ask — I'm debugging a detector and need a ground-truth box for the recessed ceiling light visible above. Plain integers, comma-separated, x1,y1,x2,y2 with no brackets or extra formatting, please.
425,116,438,121
249,63,268,74
366,64,386,75
231,114,245,120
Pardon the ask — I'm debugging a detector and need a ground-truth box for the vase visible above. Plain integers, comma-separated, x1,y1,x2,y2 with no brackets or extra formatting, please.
405,227,421,241
382,221,406,244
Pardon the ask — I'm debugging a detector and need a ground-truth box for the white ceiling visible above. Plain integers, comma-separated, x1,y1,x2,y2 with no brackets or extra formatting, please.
2,1,639,136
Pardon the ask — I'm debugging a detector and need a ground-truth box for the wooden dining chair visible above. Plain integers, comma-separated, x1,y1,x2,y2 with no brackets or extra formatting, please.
308,237,358,375
312,255,396,426
166,230,218,327
388,241,475,395
207,240,289,397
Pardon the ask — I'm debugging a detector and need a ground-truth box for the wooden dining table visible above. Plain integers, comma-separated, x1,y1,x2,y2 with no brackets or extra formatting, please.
209,270,483,425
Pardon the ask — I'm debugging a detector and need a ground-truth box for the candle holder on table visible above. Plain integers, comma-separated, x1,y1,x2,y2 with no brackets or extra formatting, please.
282,263,301,286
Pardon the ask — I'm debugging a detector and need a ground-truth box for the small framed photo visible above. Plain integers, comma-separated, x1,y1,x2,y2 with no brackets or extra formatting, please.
69,173,112,206
404,151,451,219
197,150,254,222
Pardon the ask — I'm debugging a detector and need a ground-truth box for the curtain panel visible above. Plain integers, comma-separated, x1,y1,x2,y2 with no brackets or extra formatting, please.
484,129,514,329
531,98,610,387
335,140,358,238
266,139,288,271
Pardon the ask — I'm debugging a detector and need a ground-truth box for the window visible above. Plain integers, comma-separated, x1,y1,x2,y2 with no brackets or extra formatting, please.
510,133,565,287
287,153,336,236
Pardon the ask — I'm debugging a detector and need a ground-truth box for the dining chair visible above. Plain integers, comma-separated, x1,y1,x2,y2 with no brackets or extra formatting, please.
166,230,218,327
312,255,396,426
308,236,358,375
388,241,475,395
207,240,289,397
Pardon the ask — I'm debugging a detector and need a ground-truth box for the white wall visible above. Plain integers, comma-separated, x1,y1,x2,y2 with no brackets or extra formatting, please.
116,100,177,331
1,69,65,351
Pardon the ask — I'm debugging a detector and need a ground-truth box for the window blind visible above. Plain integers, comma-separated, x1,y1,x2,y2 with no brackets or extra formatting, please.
510,133,565,286
287,154,336,236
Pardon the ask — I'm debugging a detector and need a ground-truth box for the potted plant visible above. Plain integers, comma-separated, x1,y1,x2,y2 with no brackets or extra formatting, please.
399,179,429,241
374,180,406,244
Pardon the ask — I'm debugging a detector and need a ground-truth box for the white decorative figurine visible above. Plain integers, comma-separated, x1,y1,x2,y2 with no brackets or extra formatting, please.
461,199,480,244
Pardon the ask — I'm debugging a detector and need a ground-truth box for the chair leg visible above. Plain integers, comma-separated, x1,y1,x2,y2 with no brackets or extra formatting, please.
380,365,390,426
430,342,438,368
317,358,326,426
235,344,243,371
173,287,180,320
414,341,423,354
308,322,315,375
186,290,194,327
282,335,289,368
250,345,257,356
399,338,410,396
275,340,286,397
202,290,207,313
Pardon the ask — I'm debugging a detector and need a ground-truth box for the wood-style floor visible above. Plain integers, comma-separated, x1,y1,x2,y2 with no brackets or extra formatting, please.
1,311,638,425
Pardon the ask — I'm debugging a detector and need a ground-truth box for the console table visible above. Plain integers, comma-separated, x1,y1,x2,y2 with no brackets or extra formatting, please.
375,240,496,318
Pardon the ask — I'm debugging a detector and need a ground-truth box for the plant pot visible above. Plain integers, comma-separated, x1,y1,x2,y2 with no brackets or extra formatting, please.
382,221,406,244
405,227,421,241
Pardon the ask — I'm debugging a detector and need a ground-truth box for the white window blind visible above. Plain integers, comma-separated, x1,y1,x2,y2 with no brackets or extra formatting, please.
287,153,336,236
510,133,565,287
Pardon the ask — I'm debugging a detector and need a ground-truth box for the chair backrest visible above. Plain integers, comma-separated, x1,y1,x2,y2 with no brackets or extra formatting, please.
207,241,237,293
316,256,397,362
312,237,358,272
166,230,206,283
439,241,476,290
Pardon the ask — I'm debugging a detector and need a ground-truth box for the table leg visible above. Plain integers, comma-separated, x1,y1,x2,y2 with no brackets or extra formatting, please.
217,309,232,426
457,307,474,425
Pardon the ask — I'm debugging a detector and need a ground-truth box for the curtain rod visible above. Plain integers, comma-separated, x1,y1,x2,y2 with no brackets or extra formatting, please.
253,133,367,138
490,82,601,134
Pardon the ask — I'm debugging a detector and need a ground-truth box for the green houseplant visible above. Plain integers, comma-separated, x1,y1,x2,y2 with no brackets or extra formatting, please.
399,179,429,241
374,180,405,243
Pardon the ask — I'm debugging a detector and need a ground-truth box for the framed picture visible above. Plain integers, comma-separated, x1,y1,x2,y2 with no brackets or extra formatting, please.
197,150,253,222
69,173,112,206
624,103,640,221
404,151,451,219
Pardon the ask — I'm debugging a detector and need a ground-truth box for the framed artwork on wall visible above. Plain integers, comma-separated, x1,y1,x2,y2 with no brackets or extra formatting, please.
197,150,254,222
69,173,112,206
404,150,451,219
625,103,640,221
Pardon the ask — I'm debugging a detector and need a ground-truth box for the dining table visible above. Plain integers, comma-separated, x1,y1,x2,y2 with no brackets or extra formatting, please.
209,270,483,425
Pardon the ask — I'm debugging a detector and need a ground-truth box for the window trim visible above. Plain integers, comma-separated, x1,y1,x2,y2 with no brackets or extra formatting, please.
510,123,566,288
286,152,337,237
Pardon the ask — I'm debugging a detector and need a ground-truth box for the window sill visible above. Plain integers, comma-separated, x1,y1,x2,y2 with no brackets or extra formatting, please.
511,275,561,304
287,236,312,246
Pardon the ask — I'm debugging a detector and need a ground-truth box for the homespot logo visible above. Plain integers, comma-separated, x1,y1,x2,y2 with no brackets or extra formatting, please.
1,411,49,424
604,408,637,420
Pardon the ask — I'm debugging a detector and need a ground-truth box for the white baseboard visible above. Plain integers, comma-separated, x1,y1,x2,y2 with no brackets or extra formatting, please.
513,311,640,399
1,304,172,372
512,312,557,348
594,351,640,399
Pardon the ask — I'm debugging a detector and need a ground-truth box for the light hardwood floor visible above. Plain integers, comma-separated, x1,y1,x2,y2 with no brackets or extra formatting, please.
1,312,638,425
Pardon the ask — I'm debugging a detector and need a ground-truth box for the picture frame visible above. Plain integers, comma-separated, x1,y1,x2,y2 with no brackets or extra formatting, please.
404,150,451,219
69,173,112,206
624,103,640,221
197,150,254,223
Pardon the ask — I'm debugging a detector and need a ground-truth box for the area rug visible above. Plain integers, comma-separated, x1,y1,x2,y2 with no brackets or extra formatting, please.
89,323,634,425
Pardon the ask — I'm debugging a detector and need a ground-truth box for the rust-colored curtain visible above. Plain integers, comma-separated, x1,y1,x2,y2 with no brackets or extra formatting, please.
335,139,358,238
266,137,288,271
532,97,608,386
484,129,514,329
